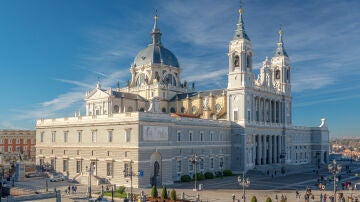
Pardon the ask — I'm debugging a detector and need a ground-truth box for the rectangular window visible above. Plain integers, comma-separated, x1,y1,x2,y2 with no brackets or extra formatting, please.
0,139,3,144
189,132,192,142
210,158,214,169
39,149,43,154
125,129,131,142
210,132,213,141
24,139,27,144
177,160,182,172
16,139,20,144
9,139,12,144
233,110,238,121
64,131,68,143
177,131,181,142
125,151,129,157
76,160,81,173
51,159,56,170
107,162,113,176
92,130,97,143
63,160,68,172
78,131,82,143
199,159,204,170
51,131,56,142
9,147,12,152
188,160,193,172
248,110,251,121
124,163,131,177
200,132,203,142
108,130,113,143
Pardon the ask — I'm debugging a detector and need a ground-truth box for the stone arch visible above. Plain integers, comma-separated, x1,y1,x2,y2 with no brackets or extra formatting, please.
150,152,162,186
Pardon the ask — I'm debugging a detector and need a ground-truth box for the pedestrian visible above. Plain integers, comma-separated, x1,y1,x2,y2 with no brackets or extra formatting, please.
320,193,323,202
71,185,75,193
74,185,77,193
67,185,71,195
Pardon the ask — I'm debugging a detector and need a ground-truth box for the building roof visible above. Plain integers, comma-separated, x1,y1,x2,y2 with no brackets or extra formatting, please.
133,14,180,68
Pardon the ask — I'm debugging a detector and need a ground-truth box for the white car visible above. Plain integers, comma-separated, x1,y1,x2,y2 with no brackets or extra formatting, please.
49,175,64,182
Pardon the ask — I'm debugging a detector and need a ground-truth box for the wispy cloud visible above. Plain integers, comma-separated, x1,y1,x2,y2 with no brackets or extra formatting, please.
54,78,93,89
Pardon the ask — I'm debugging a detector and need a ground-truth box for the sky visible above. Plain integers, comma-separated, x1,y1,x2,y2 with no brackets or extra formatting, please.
0,0,359,137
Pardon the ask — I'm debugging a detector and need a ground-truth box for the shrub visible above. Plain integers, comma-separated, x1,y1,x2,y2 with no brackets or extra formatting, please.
193,173,205,181
151,185,158,198
161,186,168,199
215,171,222,178
181,175,191,182
223,169,233,176
266,197,272,202
170,189,177,200
250,196,257,202
204,172,214,179
117,186,126,194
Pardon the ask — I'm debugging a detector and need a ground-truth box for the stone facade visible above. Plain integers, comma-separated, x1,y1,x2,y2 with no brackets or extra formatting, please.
35,6,329,188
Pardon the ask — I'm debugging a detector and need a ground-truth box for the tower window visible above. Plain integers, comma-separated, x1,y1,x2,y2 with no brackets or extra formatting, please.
162,108,166,113
275,70,280,79
234,55,240,67
170,107,176,113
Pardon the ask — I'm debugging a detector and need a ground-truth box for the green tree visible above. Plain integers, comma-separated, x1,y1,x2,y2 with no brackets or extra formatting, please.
161,186,168,200
170,189,177,201
250,196,257,202
151,185,158,198
265,197,272,202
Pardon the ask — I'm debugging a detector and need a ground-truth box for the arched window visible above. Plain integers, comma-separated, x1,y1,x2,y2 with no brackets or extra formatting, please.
170,107,176,113
234,55,240,67
180,107,185,113
135,73,148,87
286,69,290,82
163,74,177,86
139,108,144,112
161,108,166,113
113,105,119,113
275,70,280,79
247,55,251,69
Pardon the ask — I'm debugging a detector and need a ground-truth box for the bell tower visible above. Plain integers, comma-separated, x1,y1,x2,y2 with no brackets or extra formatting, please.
271,28,291,95
227,4,253,89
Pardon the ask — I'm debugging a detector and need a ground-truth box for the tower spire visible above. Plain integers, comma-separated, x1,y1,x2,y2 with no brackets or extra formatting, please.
151,10,162,45
274,26,288,57
233,0,250,40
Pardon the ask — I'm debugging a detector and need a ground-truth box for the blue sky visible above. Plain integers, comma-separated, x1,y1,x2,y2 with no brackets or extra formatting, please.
0,0,359,137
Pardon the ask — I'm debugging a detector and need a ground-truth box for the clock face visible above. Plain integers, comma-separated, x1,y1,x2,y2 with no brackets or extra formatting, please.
191,106,197,113
215,104,222,112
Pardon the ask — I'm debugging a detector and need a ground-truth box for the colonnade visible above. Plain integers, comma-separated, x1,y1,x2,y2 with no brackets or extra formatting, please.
254,96,284,123
254,134,282,165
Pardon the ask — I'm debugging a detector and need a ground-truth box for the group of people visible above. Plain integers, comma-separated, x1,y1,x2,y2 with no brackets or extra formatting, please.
65,185,77,195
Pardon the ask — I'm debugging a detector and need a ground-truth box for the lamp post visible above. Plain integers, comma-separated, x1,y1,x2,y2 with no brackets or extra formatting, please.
328,159,342,202
238,171,250,202
124,160,139,202
191,154,200,191
86,164,92,199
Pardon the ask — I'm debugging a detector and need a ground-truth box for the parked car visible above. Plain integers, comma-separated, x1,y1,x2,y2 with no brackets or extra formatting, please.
49,175,64,182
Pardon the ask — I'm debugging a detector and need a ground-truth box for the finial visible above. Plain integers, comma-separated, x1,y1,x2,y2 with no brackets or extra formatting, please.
154,9,158,20
239,0,243,14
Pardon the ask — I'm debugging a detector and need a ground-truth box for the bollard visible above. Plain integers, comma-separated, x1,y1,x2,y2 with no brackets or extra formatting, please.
196,193,200,202
181,192,185,200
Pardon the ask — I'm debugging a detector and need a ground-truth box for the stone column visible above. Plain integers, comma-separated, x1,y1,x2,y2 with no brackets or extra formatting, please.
262,135,267,164
256,135,261,165
269,135,273,164
273,136,278,164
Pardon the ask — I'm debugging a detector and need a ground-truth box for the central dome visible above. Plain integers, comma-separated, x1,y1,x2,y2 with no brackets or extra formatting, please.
132,14,180,68
133,44,179,68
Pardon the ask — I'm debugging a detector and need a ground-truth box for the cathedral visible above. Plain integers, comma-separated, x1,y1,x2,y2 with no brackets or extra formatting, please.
36,5,329,188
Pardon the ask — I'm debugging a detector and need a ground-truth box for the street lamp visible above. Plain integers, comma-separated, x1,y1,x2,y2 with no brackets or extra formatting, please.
190,154,200,191
328,159,342,202
238,171,250,202
123,160,139,202
86,163,93,199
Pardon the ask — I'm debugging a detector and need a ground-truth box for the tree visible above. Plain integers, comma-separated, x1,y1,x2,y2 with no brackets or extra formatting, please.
250,196,257,202
151,185,158,198
161,186,168,200
265,197,272,202
170,189,177,201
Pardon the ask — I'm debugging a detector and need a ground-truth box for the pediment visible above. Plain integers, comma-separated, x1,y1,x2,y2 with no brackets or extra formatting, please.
85,89,110,100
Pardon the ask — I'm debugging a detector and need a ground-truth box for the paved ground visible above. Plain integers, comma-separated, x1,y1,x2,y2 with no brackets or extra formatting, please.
8,162,360,201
